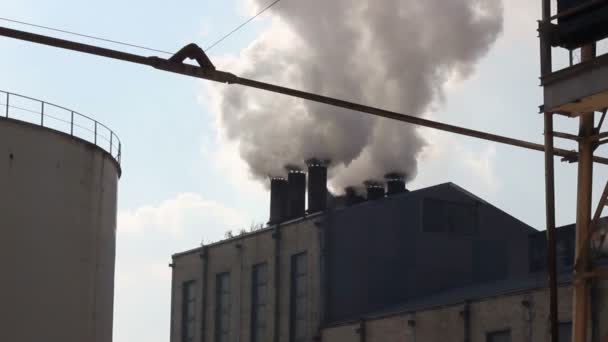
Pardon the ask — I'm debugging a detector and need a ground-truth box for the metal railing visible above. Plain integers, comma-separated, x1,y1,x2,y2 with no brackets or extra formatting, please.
0,90,121,165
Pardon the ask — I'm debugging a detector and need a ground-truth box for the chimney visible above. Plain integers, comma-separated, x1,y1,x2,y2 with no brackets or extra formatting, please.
287,168,306,219
306,158,329,214
365,180,385,201
344,186,366,206
269,177,288,224
385,172,408,196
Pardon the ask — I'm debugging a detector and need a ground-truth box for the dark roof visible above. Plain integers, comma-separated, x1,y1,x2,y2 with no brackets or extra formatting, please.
325,272,572,327
330,182,536,233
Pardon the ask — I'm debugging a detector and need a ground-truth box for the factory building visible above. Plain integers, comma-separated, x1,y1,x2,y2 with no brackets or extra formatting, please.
169,161,607,342
0,91,121,342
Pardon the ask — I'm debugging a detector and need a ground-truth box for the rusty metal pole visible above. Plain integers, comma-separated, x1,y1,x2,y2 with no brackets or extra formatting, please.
545,112,559,342
540,1,559,341
572,43,596,342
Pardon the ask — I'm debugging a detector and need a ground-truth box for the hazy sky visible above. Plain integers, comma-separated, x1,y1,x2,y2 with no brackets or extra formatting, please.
2,1,608,342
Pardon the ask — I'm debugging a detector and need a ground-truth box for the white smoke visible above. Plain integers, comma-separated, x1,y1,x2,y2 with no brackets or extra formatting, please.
209,0,503,191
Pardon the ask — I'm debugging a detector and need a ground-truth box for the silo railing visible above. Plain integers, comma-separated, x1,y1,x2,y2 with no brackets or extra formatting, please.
0,90,121,165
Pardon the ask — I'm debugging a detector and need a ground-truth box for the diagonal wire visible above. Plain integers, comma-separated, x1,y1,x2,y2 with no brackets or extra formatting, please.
204,0,281,52
0,16,173,55
0,0,281,56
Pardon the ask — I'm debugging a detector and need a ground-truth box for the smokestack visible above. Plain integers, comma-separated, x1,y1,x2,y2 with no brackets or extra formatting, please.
385,172,408,196
307,158,329,214
287,168,306,219
364,180,385,201
344,186,366,206
212,1,503,190
269,177,288,224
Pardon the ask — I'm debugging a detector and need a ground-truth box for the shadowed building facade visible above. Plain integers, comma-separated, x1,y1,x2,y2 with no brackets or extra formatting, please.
169,165,608,342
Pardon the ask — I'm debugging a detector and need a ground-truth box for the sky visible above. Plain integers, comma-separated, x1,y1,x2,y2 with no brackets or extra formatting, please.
2,1,608,342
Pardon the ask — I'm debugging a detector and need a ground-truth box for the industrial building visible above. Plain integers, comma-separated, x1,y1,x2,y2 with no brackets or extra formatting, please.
0,91,121,342
169,162,608,342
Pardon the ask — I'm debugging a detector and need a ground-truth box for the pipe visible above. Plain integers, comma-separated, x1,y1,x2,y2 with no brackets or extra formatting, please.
521,297,535,342
355,319,366,342
462,302,471,342
407,317,417,342
272,225,281,342
200,247,209,342
314,219,327,340
1,26,608,165
169,261,176,342
316,219,328,328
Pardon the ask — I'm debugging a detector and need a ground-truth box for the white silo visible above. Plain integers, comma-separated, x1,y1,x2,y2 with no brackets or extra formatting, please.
0,91,121,342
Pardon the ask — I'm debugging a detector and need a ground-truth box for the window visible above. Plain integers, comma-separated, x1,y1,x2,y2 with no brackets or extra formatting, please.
290,252,308,342
423,198,478,235
215,273,231,342
181,281,196,342
486,329,511,342
558,322,572,342
251,263,269,342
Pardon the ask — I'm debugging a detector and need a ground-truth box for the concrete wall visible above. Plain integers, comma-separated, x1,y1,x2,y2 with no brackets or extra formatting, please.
0,118,120,342
170,215,322,342
322,286,574,342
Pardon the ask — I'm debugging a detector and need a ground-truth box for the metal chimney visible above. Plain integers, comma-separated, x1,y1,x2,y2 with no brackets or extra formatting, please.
287,168,306,219
269,177,288,224
306,158,329,214
365,180,385,201
385,172,408,196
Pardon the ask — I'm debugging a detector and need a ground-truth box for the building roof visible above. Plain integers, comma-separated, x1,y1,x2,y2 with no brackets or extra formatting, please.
173,181,539,258
326,272,573,327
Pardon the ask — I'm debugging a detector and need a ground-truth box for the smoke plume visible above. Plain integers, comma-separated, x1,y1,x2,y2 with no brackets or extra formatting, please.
210,0,503,190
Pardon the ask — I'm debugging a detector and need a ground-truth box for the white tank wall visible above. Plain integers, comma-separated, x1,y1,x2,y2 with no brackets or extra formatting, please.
0,118,119,342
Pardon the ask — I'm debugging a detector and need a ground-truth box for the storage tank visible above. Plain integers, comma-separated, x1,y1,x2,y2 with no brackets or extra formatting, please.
0,91,121,342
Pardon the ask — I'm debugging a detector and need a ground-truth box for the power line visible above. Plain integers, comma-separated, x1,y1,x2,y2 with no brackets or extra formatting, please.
0,0,281,55
204,0,281,52
0,16,173,55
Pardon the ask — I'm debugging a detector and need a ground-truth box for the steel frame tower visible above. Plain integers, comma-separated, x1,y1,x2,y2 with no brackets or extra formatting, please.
539,1,608,341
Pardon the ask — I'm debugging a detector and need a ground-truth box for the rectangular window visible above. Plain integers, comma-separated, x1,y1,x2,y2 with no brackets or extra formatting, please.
215,272,231,342
558,322,572,342
251,263,269,342
290,252,308,342
181,281,196,342
487,329,511,342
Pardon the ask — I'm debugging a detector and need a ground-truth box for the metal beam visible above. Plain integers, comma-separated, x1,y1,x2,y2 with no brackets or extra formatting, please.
553,131,581,141
574,179,608,272
545,112,559,342
576,268,608,281
541,0,559,338
1,25,608,165
572,43,596,342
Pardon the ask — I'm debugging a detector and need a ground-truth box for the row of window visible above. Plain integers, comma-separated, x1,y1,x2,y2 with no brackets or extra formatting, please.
181,252,308,342
487,323,571,342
